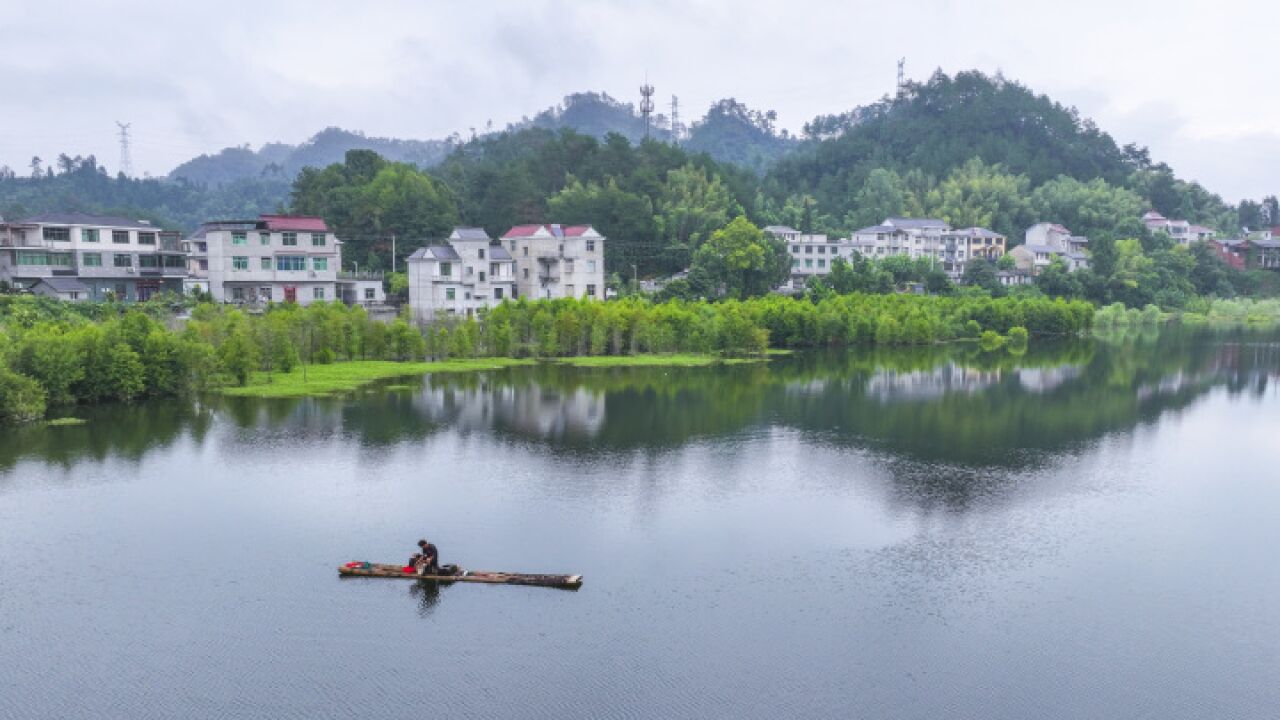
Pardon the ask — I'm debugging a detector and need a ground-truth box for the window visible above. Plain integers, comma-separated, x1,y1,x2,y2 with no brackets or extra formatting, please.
112,230,129,244
817,246,825,255
197,259,209,270
494,287,503,300
478,248,485,259
231,287,245,301
312,257,328,271
310,233,325,246
439,262,452,277
523,246,528,257
261,257,272,270
282,232,297,246
139,254,159,268
82,252,103,267
805,259,813,268
465,266,474,276
259,232,271,245
791,245,799,253
114,254,133,268
510,240,516,251
231,232,247,245
445,288,455,300
587,260,596,273
16,251,46,265
805,246,813,254
465,291,472,300
232,256,248,271
43,227,70,242
792,259,800,268
817,259,826,269
276,255,305,271
564,260,574,274
164,255,184,268
586,284,597,297
260,287,273,301
138,232,156,245
523,268,529,279
364,288,375,300
82,229,99,243
49,254,72,267
479,271,486,282
586,240,595,252
490,262,499,276
565,285,575,296
312,287,325,300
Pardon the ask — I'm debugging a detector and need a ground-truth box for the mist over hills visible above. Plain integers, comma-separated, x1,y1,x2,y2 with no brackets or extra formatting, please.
2,71,1264,245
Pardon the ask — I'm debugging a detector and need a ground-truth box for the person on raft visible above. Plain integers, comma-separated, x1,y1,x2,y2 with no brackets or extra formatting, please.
411,538,439,575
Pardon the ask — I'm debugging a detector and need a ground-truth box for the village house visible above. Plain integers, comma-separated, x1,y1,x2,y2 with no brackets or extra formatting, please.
1142,210,1216,245
850,217,1007,279
184,214,382,307
406,227,516,321
501,224,606,301
765,225,866,290
0,212,186,301
1010,222,1091,274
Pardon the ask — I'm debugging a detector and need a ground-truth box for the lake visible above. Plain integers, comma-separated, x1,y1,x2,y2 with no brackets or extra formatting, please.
2,328,1278,719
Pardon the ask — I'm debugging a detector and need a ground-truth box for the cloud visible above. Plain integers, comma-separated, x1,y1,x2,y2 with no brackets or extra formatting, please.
0,0,1276,201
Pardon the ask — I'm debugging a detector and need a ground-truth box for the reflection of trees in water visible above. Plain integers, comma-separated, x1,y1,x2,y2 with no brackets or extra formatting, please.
0,399,212,474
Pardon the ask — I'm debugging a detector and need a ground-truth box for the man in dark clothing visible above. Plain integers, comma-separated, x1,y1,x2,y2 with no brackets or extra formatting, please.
414,539,439,575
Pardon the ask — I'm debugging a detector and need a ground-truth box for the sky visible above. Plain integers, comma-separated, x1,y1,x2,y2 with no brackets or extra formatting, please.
2,0,1277,203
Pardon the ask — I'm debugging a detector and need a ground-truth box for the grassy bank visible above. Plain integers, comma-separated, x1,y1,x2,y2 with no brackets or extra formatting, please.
218,359,535,398
554,354,765,368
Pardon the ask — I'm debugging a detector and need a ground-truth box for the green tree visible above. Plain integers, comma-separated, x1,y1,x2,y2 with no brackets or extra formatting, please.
689,216,789,299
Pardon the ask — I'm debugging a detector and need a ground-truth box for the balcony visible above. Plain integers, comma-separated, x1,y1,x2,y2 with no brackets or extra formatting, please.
337,270,384,281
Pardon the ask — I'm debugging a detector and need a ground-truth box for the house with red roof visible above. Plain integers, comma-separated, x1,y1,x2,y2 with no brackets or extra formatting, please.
500,224,606,300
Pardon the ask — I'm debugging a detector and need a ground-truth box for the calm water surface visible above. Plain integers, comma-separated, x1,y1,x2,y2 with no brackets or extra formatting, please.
2,330,1279,719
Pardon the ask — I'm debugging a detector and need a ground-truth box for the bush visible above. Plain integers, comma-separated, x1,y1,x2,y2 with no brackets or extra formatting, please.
0,366,47,424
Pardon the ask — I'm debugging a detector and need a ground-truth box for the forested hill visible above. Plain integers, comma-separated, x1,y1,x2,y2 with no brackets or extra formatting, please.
168,92,797,186
765,71,1236,233
167,128,456,186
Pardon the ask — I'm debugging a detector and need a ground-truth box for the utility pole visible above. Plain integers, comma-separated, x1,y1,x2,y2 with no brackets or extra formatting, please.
391,234,396,273
669,95,680,146
640,78,655,140
896,58,906,96
115,121,133,177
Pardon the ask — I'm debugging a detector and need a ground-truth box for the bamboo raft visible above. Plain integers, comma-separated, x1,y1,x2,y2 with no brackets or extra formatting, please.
339,562,582,589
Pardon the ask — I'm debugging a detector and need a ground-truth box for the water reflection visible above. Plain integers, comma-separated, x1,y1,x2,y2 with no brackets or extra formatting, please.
4,329,1278,479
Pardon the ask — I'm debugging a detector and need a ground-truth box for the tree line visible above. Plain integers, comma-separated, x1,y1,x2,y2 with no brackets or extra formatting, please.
0,290,1092,425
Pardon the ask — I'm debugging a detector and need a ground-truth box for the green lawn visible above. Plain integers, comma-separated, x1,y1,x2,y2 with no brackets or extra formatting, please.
554,353,766,368
218,359,535,398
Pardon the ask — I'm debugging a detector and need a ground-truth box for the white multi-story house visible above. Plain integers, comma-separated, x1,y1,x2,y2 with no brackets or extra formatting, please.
851,217,1006,278
1010,222,1091,274
766,225,865,290
0,212,186,301
406,227,516,320
185,215,353,306
502,224,606,300
1142,210,1216,245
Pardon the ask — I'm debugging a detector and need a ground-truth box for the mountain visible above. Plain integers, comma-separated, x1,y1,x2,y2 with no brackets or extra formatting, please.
168,128,456,186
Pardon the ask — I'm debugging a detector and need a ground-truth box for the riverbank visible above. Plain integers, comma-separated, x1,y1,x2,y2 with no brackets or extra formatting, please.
216,353,776,398
217,359,536,398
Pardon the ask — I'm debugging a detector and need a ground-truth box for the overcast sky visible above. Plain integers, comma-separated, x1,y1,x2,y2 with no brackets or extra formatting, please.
2,0,1276,202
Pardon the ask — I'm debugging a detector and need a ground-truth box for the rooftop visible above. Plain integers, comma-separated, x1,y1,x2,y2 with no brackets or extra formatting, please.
449,227,491,241
260,215,328,232
884,217,949,230
19,212,165,230
34,277,91,293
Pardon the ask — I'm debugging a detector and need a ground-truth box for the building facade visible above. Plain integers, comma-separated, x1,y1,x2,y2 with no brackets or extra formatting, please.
851,217,1006,278
1012,222,1091,274
766,226,867,290
0,212,186,300
406,227,516,320
1142,210,1216,245
502,224,606,300
184,215,344,306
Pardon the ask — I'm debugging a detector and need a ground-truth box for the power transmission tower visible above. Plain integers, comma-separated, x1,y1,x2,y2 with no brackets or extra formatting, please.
896,58,906,96
115,121,133,177
639,79,655,140
670,95,680,146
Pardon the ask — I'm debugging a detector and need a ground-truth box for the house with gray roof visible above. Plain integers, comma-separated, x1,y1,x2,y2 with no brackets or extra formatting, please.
407,227,517,320
0,212,186,301
30,277,92,301
1012,223,1092,274
850,217,1007,279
